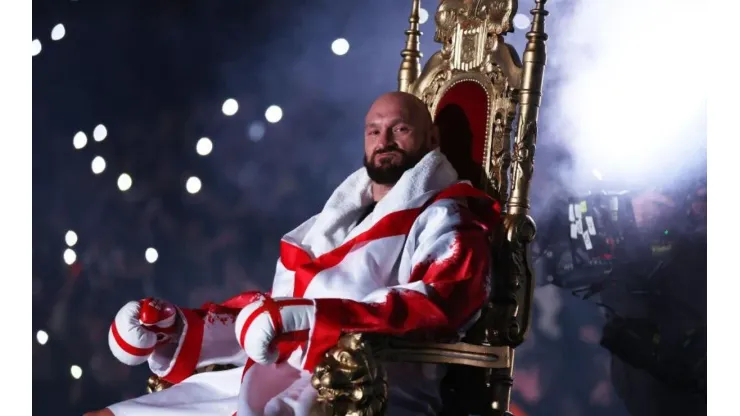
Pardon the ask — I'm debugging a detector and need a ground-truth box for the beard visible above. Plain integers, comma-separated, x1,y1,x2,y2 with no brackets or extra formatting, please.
363,146,427,185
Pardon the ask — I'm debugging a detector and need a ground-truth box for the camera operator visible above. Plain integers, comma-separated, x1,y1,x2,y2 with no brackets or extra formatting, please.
536,178,707,415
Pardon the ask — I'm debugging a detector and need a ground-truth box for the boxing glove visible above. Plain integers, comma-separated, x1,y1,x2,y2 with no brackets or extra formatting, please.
234,295,316,365
108,298,179,366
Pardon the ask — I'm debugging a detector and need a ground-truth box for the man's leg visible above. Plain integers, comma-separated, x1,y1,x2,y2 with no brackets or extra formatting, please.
96,367,243,416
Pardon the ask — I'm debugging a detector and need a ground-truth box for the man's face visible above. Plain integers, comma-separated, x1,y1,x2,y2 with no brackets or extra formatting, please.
363,93,437,185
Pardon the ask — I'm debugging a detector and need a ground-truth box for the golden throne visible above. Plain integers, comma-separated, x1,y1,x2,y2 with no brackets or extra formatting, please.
310,0,549,415
148,1,549,415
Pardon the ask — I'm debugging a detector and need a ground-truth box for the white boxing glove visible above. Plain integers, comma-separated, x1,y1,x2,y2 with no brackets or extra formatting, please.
234,295,316,365
108,297,179,366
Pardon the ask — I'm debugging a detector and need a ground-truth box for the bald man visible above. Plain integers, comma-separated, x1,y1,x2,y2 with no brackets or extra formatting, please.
88,92,500,416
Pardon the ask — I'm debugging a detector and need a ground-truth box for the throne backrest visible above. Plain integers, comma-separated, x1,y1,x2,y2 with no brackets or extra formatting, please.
401,0,525,207
399,0,548,348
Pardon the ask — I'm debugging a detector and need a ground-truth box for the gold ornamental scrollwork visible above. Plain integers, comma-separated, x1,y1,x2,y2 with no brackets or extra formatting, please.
310,334,388,416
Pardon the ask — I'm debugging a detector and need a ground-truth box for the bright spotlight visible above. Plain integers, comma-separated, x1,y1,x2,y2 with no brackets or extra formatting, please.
93,124,108,142
51,24,66,41
91,156,106,174
73,131,88,149
63,248,77,265
32,39,42,56
117,173,133,191
65,230,78,247
419,8,429,25
36,330,49,345
222,99,239,116
186,176,202,194
145,248,159,264
196,137,213,156
331,38,350,56
265,105,283,124
70,365,83,379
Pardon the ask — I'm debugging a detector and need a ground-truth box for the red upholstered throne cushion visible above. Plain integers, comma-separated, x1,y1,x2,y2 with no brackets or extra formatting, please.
434,81,489,189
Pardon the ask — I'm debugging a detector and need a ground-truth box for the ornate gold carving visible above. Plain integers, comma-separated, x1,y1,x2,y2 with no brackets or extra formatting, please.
146,375,173,394
310,334,388,416
398,0,423,93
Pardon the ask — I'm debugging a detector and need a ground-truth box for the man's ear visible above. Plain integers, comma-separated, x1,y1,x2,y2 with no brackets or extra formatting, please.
429,124,441,149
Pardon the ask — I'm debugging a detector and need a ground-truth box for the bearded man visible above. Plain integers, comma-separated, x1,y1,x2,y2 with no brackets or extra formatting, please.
86,91,500,416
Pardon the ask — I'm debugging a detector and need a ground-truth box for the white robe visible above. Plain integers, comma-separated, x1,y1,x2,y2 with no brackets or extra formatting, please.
108,149,500,416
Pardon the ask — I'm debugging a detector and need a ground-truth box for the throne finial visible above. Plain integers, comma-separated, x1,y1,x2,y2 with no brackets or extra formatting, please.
398,0,422,93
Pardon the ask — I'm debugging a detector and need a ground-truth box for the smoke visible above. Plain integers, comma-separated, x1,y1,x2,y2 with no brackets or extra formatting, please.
543,0,707,191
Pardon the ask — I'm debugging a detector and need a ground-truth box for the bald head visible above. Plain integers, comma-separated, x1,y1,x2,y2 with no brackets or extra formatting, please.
363,92,439,187
367,92,433,131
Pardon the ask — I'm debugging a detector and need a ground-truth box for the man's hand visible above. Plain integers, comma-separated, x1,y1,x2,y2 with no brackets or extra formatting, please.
234,295,315,365
631,191,676,229
108,298,179,366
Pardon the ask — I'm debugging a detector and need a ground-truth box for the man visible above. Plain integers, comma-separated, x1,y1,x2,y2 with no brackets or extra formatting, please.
86,92,500,416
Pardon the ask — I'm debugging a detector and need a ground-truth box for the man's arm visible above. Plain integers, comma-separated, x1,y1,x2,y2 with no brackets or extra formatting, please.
113,293,263,385
301,198,498,369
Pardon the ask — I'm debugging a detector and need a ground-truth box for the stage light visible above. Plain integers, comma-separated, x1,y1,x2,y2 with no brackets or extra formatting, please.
32,39,42,56
186,176,202,194
196,137,213,156
51,23,66,41
265,105,283,124
70,365,83,379
222,99,239,116
248,121,266,142
117,173,133,191
145,248,159,264
513,13,531,30
73,131,87,149
65,230,78,247
419,8,429,24
331,38,350,56
91,156,106,174
36,330,49,345
93,124,108,142
63,249,77,265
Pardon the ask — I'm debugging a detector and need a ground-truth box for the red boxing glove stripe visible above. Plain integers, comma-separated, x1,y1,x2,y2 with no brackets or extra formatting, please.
237,298,313,350
262,297,284,338
110,321,156,357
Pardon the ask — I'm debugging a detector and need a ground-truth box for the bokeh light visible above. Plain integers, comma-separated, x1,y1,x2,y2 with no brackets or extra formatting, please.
265,105,283,124
196,137,213,156
91,156,106,174
32,39,42,56
65,230,78,247
331,38,350,56
51,23,66,41
93,124,108,142
36,330,49,345
222,99,239,116
73,131,88,149
513,13,531,30
186,176,202,194
248,121,266,142
145,248,159,263
117,173,133,191
419,8,429,25
63,248,77,265
70,365,83,379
